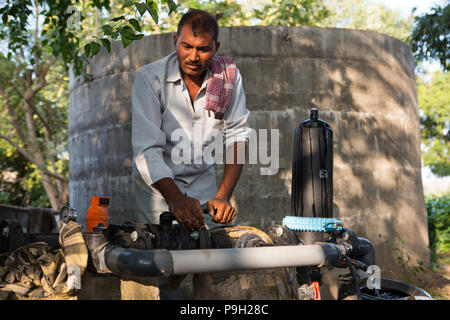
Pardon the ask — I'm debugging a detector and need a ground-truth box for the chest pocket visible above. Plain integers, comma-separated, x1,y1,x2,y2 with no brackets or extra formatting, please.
203,110,225,142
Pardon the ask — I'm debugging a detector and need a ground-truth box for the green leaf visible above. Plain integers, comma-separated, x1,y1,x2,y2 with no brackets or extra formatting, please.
121,36,133,48
110,15,125,22
90,42,101,56
146,0,159,24
119,26,143,41
167,0,177,15
102,24,113,35
122,0,136,8
84,43,91,58
100,38,111,53
135,2,147,17
128,18,141,32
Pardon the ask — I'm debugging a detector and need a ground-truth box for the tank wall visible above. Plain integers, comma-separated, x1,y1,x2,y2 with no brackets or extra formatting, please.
69,26,428,279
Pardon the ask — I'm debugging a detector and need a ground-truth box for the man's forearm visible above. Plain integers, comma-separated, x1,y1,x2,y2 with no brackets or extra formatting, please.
216,163,244,200
153,177,184,206
216,142,245,200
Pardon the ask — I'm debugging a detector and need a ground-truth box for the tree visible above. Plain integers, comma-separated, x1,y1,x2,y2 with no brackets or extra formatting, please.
0,49,69,210
417,70,450,177
0,0,174,209
0,0,176,77
0,143,51,207
321,0,413,41
253,0,330,27
140,0,249,34
409,2,450,71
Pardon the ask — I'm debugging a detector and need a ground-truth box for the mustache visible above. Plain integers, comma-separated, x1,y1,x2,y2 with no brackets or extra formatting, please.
185,61,201,66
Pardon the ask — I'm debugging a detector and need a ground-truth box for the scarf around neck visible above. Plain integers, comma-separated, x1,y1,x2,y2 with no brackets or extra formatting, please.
204,56,236,119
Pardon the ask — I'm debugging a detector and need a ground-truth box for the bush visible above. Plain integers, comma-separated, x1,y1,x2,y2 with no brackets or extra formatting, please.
426,194,450,263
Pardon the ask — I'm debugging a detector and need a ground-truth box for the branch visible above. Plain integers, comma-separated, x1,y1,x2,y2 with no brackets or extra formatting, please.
0,133,34,163
0,82,28,144
29,59,54,98
39,167,68,183
7,80,53,135
0,133,68,183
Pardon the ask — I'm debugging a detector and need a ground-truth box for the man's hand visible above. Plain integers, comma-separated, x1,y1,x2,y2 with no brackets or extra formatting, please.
206,198,237,224
153,178,205,230
168,193,205,230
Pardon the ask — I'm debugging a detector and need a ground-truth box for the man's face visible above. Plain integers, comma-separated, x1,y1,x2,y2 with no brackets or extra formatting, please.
174,24,220,80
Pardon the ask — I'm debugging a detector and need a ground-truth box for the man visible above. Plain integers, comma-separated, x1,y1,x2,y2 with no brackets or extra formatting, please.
132,9,251,231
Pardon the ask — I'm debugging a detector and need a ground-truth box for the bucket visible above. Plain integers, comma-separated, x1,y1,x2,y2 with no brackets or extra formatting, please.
341,278,434,300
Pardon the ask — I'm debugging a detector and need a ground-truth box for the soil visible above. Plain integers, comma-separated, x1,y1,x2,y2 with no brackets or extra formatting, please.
422,252,450,300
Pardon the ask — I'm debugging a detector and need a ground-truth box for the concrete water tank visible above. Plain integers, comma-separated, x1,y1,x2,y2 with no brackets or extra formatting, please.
69,26,429,279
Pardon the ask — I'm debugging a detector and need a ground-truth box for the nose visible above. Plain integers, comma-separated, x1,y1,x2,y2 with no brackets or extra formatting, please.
189,49,199,62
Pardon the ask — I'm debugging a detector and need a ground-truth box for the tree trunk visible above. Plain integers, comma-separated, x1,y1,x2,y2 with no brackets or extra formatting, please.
39,170,61,210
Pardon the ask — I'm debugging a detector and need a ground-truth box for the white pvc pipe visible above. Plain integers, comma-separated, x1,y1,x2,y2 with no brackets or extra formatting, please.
170,245,326,275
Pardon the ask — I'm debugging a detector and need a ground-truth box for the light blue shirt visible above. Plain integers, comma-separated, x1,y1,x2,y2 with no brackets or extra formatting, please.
132,51,251,205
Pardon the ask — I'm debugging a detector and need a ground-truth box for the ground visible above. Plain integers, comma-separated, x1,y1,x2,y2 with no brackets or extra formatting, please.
423,252,450,300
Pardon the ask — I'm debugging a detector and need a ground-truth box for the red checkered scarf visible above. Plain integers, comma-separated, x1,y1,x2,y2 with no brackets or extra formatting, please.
205,56,236,118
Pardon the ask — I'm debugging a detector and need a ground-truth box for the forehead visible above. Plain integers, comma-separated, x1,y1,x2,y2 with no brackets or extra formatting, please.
178,23,215,46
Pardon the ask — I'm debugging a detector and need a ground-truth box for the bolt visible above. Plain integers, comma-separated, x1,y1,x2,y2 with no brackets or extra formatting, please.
190,231,199,240
1,226,9,238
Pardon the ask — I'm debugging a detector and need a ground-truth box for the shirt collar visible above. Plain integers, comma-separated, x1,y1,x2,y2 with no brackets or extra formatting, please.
166,51,183,83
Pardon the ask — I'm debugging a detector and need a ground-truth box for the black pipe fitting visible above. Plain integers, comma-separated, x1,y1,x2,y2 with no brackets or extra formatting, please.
316,242,342,267
351,237,375,266
104,246,174,278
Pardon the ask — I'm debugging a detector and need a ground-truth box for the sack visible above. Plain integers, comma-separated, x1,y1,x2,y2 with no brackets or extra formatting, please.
0,220,88,299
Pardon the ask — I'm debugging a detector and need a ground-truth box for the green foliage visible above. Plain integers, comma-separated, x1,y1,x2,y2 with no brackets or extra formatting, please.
144,0,249,34
409,3,450,71
254,0,330,27
182,0,248,26
82,0,178,58
0,146,50,207
417,70,450,177
321,0,413,41
426,194,450,263
0,0,176,77
0,146,28,206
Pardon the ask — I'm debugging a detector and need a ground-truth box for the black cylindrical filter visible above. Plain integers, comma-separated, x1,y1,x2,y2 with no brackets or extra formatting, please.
291,108,333,244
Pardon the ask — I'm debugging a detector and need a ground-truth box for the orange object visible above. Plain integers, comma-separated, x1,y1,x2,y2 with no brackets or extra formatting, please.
312,281,321,300
86,196,109,232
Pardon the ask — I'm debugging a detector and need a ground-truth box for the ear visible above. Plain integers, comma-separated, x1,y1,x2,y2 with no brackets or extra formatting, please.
173,33,178,47
215,41,220,54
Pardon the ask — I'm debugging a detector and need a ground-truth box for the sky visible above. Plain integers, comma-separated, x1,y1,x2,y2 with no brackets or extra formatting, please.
371,0,444,18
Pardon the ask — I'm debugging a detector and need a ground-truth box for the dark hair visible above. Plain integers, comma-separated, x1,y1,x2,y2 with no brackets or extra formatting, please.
177,9,219,42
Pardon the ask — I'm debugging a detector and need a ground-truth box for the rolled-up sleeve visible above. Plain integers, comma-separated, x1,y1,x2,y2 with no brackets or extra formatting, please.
222,68,252,149
132,71,174,186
